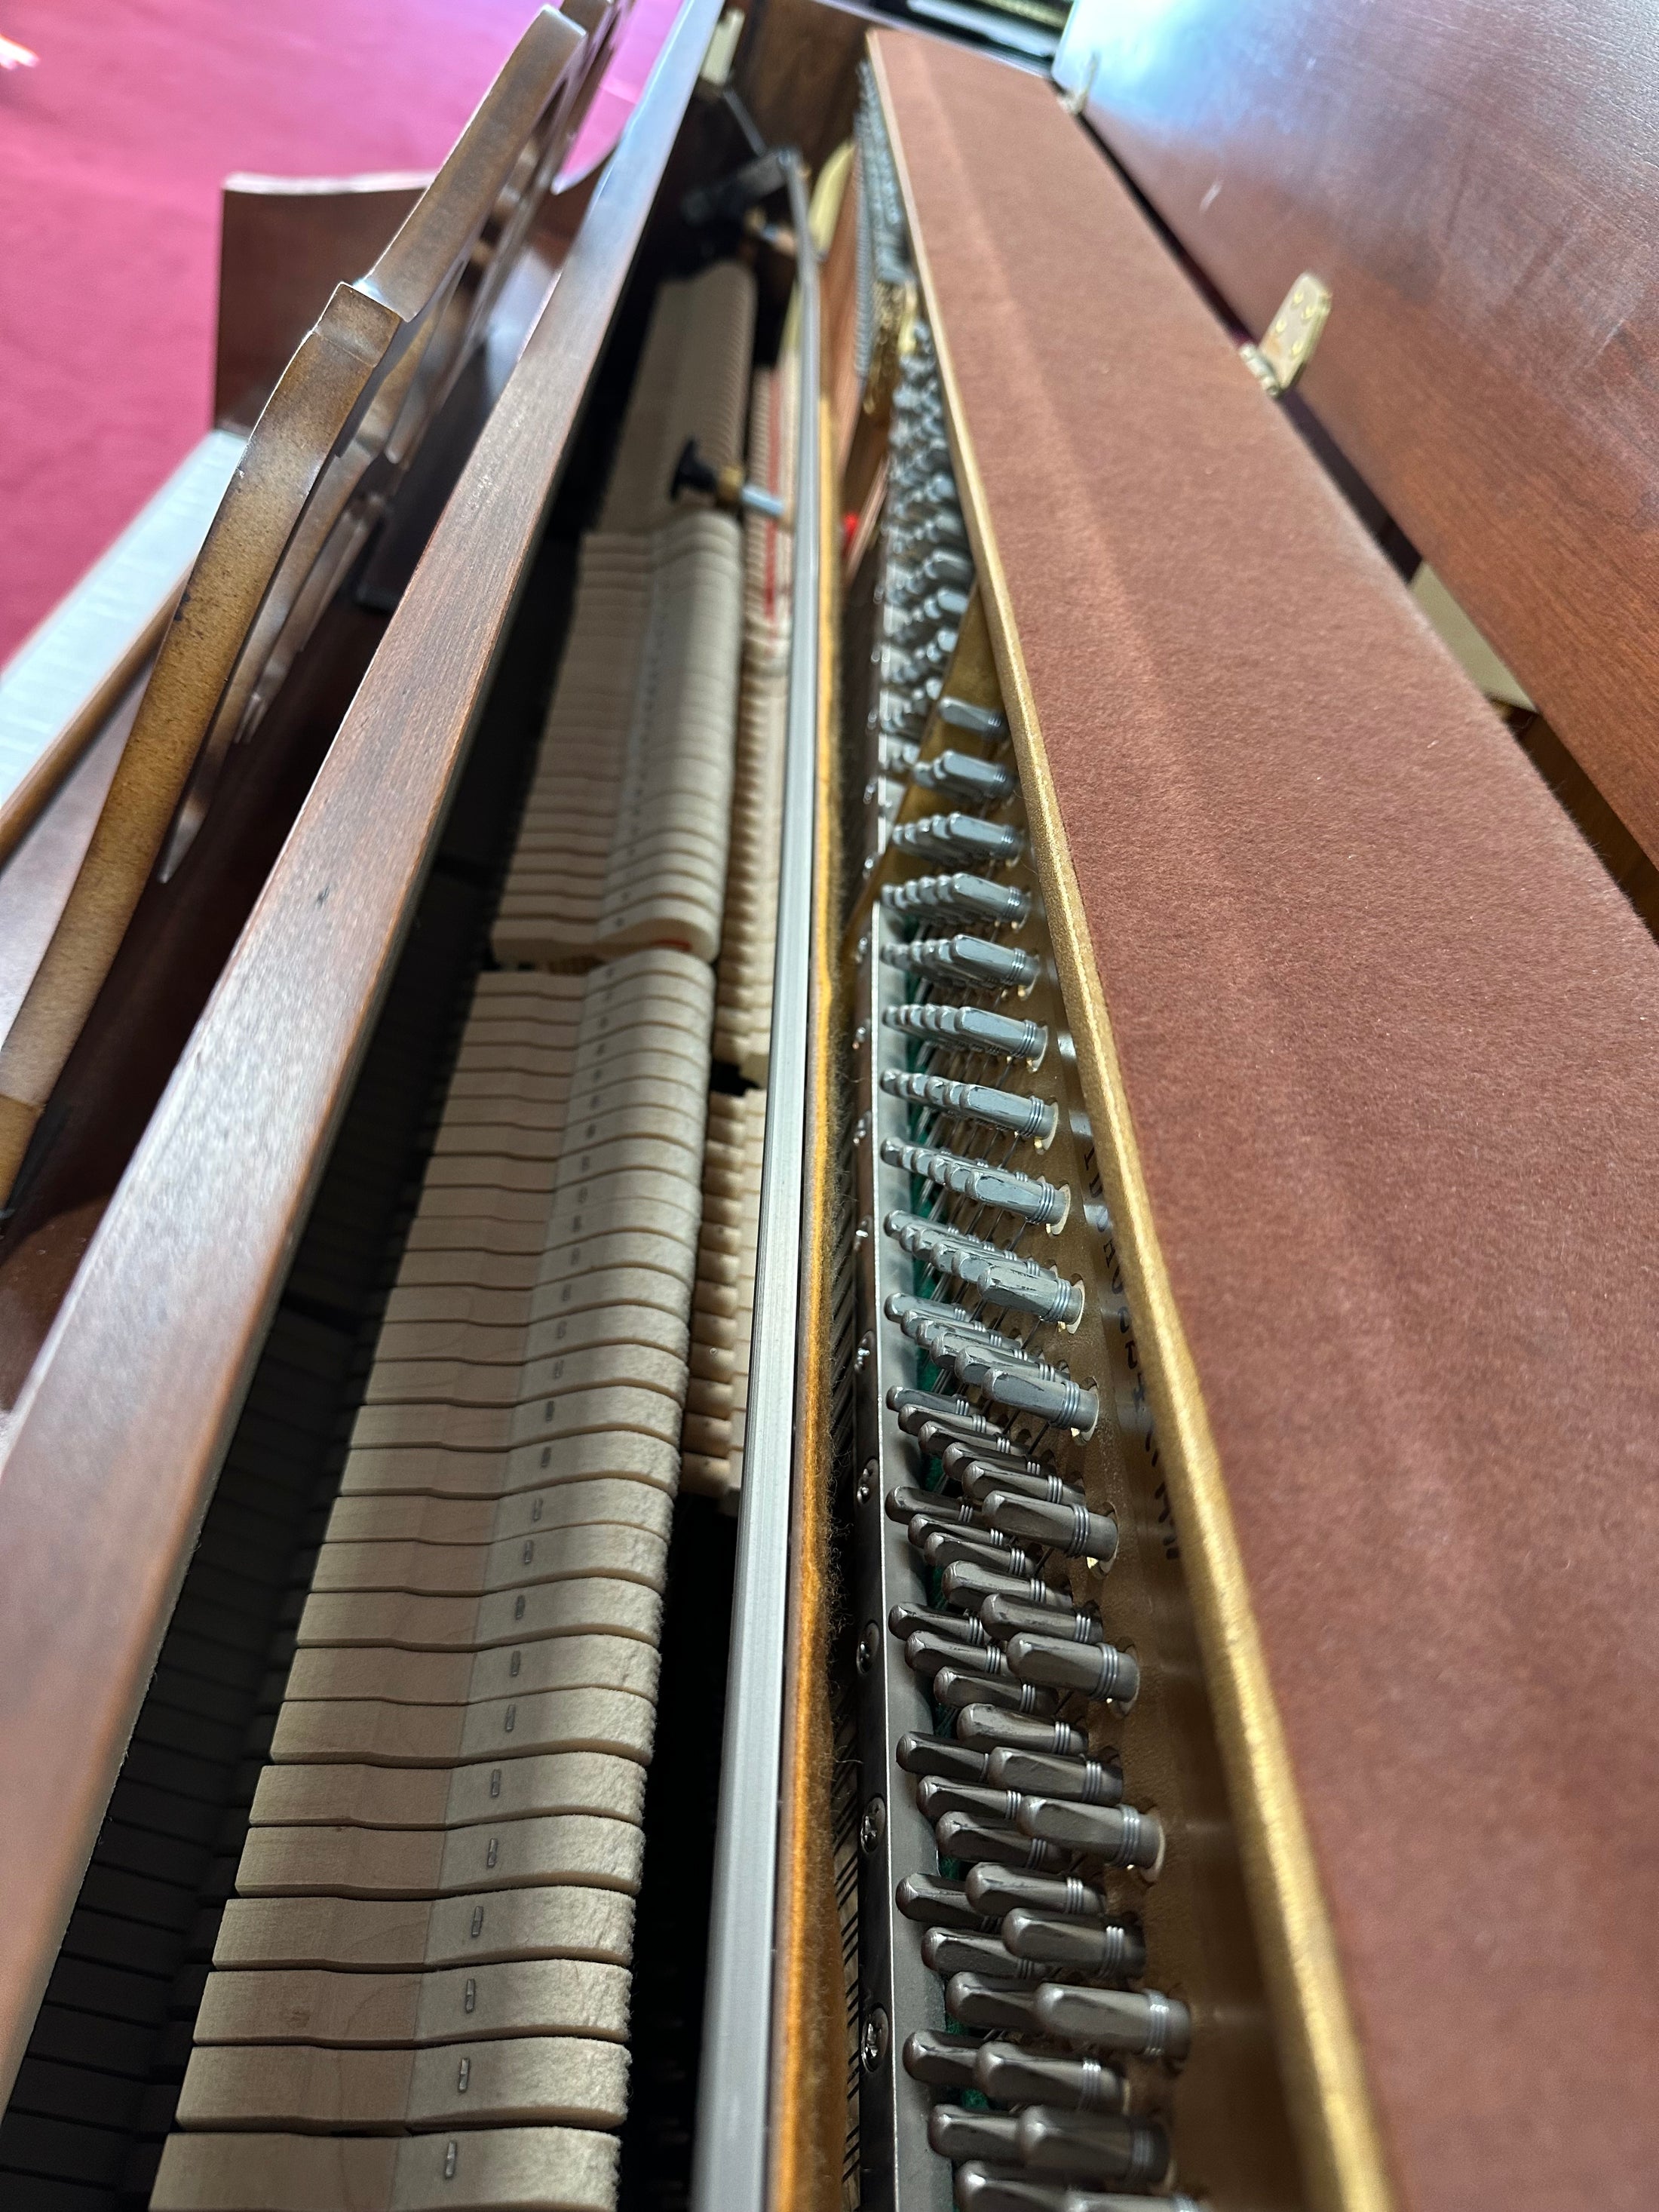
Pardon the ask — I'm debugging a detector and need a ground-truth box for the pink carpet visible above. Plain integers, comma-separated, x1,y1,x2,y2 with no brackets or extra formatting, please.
0,0,681,661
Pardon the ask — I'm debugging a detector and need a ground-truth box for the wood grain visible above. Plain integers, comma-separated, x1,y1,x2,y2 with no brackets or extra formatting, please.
0,0,723,2110
215,176,428,432
1056,0,1659,867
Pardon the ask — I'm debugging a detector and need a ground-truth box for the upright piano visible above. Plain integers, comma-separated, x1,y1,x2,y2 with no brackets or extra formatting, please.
0,4,1654,2210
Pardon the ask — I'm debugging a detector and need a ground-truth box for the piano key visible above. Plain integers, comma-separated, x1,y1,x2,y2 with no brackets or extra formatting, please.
175,2032,630,2132
235,1811,645,1901
150,2119,619,2210
324,1479,674,1550
250,1753,646,1834
269,1683,657,1767
283,1633,660,1710
215,1886,635,1974
338,1428,679,1506
295,1578,661,1656
194,1956,631,2049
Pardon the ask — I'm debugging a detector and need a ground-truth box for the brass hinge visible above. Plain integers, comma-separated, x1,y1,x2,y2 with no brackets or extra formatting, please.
1240,274,1331,397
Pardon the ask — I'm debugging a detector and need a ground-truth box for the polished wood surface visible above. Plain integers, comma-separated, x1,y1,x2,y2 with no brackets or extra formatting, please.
0,0,724,2106
215,175,428,431
1056,0,1659,869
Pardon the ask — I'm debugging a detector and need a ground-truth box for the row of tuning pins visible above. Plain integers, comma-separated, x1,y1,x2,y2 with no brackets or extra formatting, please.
868,327,979,843
866,354,1196,2212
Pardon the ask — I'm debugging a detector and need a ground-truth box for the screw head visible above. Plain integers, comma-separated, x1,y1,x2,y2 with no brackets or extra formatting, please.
859,1796,886,1855
856,1621,881,1675
855,1459,877,1506
860,2007,890,2074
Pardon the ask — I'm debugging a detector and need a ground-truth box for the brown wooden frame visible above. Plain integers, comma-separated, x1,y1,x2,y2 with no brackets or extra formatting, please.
1056,0,1659,871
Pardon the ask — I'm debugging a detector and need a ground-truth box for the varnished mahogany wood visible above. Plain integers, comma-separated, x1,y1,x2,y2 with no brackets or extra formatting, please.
0,0,724,2108
215,175,429,432
1056,0,1659,868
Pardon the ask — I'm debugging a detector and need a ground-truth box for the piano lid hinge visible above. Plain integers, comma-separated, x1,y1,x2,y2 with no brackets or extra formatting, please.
1240,273,1331,397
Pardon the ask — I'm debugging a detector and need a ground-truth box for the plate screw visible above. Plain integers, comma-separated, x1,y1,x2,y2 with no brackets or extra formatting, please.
860,1796,886,1855
855,1459,877,1505
856,1621,881,1675
860,2007,890,2073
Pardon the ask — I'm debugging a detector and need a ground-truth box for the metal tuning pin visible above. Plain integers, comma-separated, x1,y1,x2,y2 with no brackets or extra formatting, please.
888,1604,989,1650
900,2028,983,2088
889,811,1026,867
938,694,1010,743
984,1745,1121,1802
936,1813,1070,1873
980,1594,1105,1645
879,1138,1069,1227
886,1382,1001,1435
881,1066,1058,1146
927,2107,1020,2164
1004,1631,1139,1703
919,1927,1044,1981
1032,1984,1193,2063
971,2040,1128,2115
980,1488,1118,1559
894,1874,993,1931
882,871,1032,928
883,1000,1048,1066
964,1864,1106,1920
938,1562,1077,1616
953,2171,1202,2212
1014,1796,1164,1873
963,1364,1102,1440
943,1973,1042,2032
895,1730,989,1781
910,748,1018,805
885,1481,979,1527
904,1630,1011,1683
881,931,1037,992
955,1458,1089,1511
884,1211,1084,1327
939,1437,1058,1486
1001,1907,1146,1980
951,1706,1087,1759
914,1776,1023,1827
1017,2109,1172,2186
920,1529,1044,1581
930,1667,1059,1718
